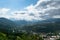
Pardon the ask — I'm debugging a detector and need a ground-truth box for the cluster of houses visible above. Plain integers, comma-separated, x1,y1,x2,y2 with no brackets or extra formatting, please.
40,33,60,40
30,31,60,40
12,30,60,40
43,35,60,40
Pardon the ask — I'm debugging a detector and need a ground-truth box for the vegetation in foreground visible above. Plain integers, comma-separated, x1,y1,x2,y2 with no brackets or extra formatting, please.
0,32,44,40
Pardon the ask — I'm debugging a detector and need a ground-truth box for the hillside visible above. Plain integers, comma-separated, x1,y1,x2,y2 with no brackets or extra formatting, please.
0,18,17,33
22,18,60,33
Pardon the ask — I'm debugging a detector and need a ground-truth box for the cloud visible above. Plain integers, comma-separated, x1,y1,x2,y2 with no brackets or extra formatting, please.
0,8,10,15
10,10,44,21
0,8,10,19
53,15,60,18
23,0,60,20
10,0,60,21
0,0,60,21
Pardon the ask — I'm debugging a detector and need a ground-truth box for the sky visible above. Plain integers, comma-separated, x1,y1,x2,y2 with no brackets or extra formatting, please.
0,0,37,10
0,0,60,21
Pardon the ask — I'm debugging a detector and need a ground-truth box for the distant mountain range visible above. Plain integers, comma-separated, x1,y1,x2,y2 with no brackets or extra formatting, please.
22,18,60,33
0,17,60,33
14,20,38,26
0,18,17,33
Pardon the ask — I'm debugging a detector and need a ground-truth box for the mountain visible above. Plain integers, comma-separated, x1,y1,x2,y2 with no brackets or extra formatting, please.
0,18,17,33
0,18,37,33
14,20,38,26
22,18,60,33
0,17,60,33
37,18,60,24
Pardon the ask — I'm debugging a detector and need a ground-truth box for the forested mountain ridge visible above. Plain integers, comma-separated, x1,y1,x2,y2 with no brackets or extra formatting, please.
0,18,17,33
22,18,60,33
0,18,60,33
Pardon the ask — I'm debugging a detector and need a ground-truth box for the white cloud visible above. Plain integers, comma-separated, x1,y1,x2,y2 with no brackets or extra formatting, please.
0,8,10,15
0,0,60,21
0,8,10,19
34,0,51,8
53,15,60,18
10,0,60,21
10,10,43,21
